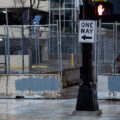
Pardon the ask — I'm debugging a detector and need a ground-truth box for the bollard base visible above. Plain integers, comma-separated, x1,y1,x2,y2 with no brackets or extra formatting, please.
76,84,99,111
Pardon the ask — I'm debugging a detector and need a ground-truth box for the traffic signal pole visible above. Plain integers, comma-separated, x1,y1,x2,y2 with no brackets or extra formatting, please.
76,0,99,111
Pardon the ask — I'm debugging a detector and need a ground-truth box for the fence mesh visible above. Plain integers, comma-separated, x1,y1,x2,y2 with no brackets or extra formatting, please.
0,25,81,74
97,22,120,75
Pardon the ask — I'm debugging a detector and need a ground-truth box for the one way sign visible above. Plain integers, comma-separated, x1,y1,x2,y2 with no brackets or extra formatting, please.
79,20,96,43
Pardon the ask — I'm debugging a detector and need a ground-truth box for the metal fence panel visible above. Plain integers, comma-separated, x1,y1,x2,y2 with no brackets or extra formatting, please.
96,22,120,75
0,25,81,74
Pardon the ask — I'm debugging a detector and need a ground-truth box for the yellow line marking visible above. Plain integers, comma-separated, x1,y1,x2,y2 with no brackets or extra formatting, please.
10,65,48,69
32,65,48,68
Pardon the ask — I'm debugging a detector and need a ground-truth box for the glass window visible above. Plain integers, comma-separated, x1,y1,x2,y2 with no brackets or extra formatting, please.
51,0,59,8
65,10,72,20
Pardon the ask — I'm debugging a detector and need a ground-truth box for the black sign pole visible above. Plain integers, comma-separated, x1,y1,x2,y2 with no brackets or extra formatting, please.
76,0,99,111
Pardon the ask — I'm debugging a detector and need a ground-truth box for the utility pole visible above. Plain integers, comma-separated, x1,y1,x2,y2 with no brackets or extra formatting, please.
76,0,99,111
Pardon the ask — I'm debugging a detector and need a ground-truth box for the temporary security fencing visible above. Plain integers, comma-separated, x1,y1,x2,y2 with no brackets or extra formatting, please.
97,21,120,75
0,24,81,75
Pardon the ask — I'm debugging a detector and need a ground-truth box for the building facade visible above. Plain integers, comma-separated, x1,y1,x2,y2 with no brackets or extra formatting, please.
0,0,49,25
49,0,81,54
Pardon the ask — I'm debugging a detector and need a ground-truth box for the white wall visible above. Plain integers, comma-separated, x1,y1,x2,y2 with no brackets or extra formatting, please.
0,25,49,39
0,0,48,12
0,55,29,66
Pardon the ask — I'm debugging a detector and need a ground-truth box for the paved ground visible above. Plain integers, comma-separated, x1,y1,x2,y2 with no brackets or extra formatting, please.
0,99,119,120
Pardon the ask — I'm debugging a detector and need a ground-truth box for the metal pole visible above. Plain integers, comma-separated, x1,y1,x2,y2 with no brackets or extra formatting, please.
37,34,41,72
21,25,24,74
98,19,101,75
63,0,65,31
29,26,32,73
94,21,97,85
4,25,7,74
48,0,51,55
57,20,60,72
5,8,10,74
113,23,115,75
59,4,63,89
114,21,118,74
35,36,38,72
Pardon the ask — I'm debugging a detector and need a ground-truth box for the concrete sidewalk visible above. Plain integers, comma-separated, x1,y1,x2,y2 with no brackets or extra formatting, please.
0,99,119,120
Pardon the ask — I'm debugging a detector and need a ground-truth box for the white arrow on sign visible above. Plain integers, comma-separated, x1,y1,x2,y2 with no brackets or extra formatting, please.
79,20,96,43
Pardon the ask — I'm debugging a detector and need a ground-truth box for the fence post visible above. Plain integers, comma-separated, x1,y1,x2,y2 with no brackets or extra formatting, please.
94,21,97,85
98,19,101,75
37,26,41,72
34,29,38,72
5,8,10,74
113,23,115,75
4,25,7,74
113,22,117,75
115,21,118,74
21,25,25,74
48,0,51,55
57,20,60,72
59,7,63,90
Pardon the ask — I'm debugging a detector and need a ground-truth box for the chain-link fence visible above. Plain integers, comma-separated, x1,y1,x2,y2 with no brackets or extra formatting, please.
97,22,120,75
0,24,81,74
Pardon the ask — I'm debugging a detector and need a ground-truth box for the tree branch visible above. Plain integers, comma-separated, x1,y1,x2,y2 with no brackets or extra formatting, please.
37,0,41,9
14,0,17,7
32,0,36,8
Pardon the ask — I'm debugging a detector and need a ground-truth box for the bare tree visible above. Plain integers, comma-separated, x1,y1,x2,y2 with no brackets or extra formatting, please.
14,0,27,8
29,0,41,24
14,0,41,24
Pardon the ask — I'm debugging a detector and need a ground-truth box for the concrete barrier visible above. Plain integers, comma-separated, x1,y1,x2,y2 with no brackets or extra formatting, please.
97,75,111,99
0,74,61,97
97,75,109,93
0,68,81,97
108,76,120,92
47,68,81,88
62,68,81,88
97,75,120,99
